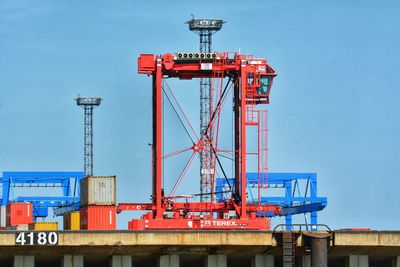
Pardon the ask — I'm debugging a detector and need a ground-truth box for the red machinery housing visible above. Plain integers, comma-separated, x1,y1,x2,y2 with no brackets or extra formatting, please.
119,52,279,230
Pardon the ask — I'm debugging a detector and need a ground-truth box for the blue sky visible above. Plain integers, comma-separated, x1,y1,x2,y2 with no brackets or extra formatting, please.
0,0,399,229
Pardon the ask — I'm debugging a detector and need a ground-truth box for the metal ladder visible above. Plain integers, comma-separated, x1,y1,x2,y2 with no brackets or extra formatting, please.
282,231,296,267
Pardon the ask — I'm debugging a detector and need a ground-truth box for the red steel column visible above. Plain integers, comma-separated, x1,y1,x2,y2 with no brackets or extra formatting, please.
152,56,163,219
234,76,240,202
233,75,240,202
240,64,247,219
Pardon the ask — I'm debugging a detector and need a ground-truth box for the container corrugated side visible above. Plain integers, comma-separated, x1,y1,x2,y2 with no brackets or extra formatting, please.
6,203,33,226
29,222,58,231
80,206,116,230
63,211,80,230
0,206,6,227
15,224,29,231
6,224,29,230
80,176,116,207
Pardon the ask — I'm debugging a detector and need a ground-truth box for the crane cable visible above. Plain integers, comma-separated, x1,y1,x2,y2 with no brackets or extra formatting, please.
201,77,235,192
161,85,195,144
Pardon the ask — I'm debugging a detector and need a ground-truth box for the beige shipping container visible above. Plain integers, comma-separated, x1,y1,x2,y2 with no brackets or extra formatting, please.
8,224,29,231
80,176,116,206
63,211,80,230
29,222,58,231
0,206,6,227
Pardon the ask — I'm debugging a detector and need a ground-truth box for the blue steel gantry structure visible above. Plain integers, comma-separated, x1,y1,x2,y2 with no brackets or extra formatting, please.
216,173,327,230
0,172,84,217
0,171,326,229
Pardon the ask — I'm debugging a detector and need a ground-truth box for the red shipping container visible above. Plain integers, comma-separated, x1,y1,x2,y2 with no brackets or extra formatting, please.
80,206,116,230
6,202,33,226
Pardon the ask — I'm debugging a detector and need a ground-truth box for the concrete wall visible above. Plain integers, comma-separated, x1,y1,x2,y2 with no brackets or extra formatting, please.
0,231,398,267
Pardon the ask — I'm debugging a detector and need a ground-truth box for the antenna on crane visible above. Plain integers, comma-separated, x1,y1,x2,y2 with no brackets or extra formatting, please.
186,18,225,202
76,96,102,177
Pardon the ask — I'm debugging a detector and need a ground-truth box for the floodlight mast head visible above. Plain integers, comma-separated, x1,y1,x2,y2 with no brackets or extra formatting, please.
76,96,102,177
186,18,225,33
186,18,225,53
76,97,102,106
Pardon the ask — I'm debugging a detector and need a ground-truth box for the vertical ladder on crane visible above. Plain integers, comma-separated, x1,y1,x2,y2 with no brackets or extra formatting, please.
282,231,296,267
245,71,259,123
259,110,268,188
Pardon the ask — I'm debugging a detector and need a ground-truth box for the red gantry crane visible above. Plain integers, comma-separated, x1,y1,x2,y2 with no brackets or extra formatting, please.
118,52,280,230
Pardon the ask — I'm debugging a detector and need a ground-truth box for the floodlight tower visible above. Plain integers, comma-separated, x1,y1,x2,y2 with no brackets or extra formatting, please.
76,97,102,177
186,18,225,202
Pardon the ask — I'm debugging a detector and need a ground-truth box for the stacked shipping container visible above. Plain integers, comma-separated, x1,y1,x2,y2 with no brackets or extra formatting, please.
80,206,116,230
80,176,116,230
29,222,58,231
6,202,33,226
80,176,116,206
0,206,6,227
63,211,80,230
8,224,29,230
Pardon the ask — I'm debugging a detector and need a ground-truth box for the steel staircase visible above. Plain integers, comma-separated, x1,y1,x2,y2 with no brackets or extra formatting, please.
282,231,296,267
